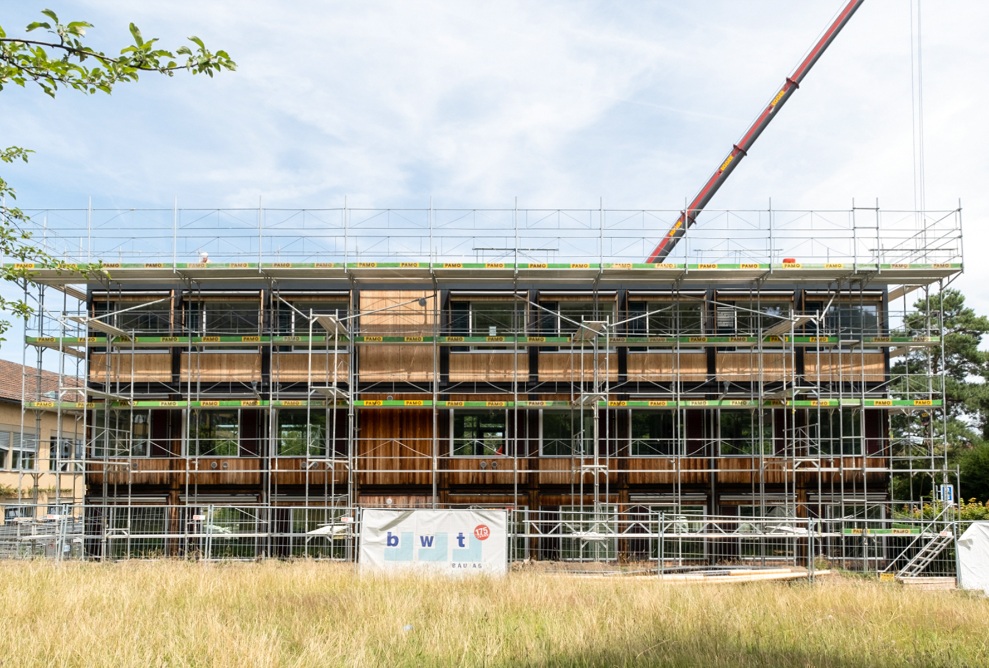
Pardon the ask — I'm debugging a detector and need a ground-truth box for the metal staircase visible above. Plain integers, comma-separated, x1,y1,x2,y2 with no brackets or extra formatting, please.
897,529,954,578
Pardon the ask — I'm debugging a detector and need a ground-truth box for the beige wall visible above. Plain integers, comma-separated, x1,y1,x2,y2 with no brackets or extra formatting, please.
0,400,84,521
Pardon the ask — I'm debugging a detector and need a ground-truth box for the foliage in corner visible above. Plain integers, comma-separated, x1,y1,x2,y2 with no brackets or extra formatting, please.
890,288,989,502
0,9,235,339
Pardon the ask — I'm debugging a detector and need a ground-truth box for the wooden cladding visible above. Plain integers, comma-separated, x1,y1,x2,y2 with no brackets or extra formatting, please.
441,457,529,485
805,352,885,382
87,457,262,486
537,352,618,382
359,290,435,335
271,351,349,383
358,291,435,381
271,457,348,486
90,353,172,383
358,345,434,382
449,352,529,382
625,457,709,485
535,458,617,485
716,352,788,381
180,352,262,383
627,352,707,382
187,457,262,485
357,409,433,486
716,457,789,484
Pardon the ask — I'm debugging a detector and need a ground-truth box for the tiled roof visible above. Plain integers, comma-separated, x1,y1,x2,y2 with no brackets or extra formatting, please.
0,358,81,404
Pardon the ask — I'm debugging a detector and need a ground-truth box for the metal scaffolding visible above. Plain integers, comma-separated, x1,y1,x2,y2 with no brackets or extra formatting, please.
5,203,965,569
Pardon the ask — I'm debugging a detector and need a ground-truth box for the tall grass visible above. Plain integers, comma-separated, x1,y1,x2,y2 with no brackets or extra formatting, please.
0,561,986,667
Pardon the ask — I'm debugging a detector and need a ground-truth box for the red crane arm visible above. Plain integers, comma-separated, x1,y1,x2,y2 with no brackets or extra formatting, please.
645,0,865,264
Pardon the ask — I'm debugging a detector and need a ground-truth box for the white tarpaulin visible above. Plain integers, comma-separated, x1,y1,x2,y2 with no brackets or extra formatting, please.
359,508,508,576
958,521,989,595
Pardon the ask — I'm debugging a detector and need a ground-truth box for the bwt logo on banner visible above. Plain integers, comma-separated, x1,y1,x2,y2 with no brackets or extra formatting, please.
360,509,507,576
384,523,491,567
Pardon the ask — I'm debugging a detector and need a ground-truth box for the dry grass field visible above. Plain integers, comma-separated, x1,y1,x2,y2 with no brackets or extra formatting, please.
0,561,986,667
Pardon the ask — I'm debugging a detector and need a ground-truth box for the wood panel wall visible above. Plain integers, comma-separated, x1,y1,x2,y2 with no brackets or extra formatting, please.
270,458,348,486
626,352,707,382
357,408,434,486
359,290,435,335
357,291,436,381
804,352,885,382
441,458,529,485
716,457,789,484
716,352,788,381
90,353,172,383
535,457,617,485
88,458,178,486
271,351,350,383
449,352,529,382
357,345,434,382
180,352,262,382
187,457,262,485
624,457,709,484
537,352,619,382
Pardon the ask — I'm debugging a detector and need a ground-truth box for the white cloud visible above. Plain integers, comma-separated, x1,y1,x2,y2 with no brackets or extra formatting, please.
2,0,988,326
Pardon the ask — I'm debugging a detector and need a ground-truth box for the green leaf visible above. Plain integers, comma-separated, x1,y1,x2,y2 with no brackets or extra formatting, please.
25,21,52,32
129,23,144,46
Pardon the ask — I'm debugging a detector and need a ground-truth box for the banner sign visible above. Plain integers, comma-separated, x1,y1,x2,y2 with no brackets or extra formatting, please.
359,508,508,576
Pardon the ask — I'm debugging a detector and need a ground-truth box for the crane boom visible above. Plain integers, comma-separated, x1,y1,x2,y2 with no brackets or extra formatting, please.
645,0,865,264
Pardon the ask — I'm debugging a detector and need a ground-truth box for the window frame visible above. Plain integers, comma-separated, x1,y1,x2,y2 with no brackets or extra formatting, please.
540,410,594,457
629,410,685,457
450,409,510,457
811,408,863,456
717,408,775,456
185,294,261,336
91,410,153,458
186,409,242,457
276,408,328,457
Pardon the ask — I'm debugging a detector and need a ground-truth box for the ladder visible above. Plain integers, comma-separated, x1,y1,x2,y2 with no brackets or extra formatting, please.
897,530,954,578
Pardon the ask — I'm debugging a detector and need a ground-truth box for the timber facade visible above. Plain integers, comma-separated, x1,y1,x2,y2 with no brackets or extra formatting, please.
11,205,962,560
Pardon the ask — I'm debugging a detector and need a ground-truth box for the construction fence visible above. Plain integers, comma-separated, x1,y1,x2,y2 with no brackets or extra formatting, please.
0,503,960,580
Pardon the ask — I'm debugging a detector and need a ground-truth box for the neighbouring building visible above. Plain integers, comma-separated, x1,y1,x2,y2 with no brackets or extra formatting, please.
0,358,84,522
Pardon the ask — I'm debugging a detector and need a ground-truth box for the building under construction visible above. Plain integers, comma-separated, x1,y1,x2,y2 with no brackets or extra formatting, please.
9,203,962,566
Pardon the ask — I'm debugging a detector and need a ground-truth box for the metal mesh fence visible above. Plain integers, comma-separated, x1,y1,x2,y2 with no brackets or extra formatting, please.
0,503,960,580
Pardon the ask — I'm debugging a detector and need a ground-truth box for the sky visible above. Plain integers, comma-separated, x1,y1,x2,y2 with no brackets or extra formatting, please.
1,0,987,360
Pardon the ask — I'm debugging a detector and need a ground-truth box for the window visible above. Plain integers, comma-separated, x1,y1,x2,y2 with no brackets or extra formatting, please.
49,437,84,472
628,300,705,336
542,411,594,456
809,301,880,336
0,429,10,469
539,300,614,336
452,410,508,456
91,296,171,334
3,506,33,522
630,411,683,456
736,300,791,334
187,410,240,456
276,299,349,336
718,300,791,335
811,408,862,455
187,297,260,335
449,299,525,337
718,409,774,456
277,409,327,456
11,432,37,470
91,411,151,457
